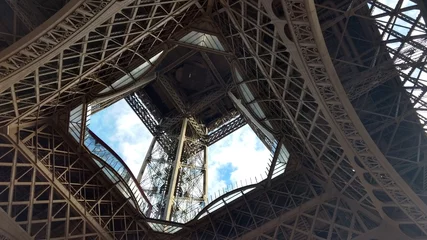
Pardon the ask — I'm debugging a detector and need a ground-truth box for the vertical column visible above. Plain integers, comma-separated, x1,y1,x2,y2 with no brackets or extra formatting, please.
164,118,188,220
137,137,157,182
266,137,284,187
79,101,88,146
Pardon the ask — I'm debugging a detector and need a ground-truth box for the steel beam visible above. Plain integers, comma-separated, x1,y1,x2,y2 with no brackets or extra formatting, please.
137,137,157,182
4,132,114,240
1,0,198,126
206,114,246,146
266,137,284,187
237,191,335,240
0,208,31,240
164,118,188,221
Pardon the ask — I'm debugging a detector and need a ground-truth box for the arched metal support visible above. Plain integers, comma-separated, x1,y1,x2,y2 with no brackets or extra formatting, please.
0,208,31,240
2,128,114,240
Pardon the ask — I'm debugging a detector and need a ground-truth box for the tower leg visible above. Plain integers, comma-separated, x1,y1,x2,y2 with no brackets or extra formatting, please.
164,118,188,220
137,137,157,182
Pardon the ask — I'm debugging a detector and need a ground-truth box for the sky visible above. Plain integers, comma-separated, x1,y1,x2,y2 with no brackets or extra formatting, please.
89,99,271,198
87,0,426,210
371,0,427,126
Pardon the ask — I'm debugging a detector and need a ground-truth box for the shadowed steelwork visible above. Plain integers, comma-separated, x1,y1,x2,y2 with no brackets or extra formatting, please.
0,0,426,238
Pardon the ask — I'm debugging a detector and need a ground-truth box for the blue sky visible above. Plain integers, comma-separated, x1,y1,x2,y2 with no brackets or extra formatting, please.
86,0,424,201
89,99,271,196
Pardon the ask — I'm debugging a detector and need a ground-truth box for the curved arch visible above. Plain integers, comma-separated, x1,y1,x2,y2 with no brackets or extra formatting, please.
91,49,165,105
264,0,427,235
85,129,153,216
0,0,133,93
192,183,258,221
91,72,157,107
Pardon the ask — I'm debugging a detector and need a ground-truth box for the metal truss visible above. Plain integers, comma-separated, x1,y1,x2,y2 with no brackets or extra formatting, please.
125,92,177,154
214,0,427,237
0,122,153,239
0,0,63,51
4,0,46,31
137,138,171,220
129,69,244,223
338,0,427,199
137,119,207,223
315,0,427,235
0,0,426,238
207,115,246,146
0,0,204,126
172,168,404,239
127,91,247,153
157,74,207,138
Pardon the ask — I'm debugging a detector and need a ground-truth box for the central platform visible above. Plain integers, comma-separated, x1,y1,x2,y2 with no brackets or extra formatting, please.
122,30,253,222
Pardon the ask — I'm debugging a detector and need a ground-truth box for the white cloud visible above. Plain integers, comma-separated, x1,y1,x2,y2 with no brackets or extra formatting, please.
90,102,271,204
207,125,271,198
90,100,153,177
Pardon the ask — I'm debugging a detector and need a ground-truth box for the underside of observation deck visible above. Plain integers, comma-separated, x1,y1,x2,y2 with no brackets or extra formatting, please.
0,0,427,239
125,43,244,154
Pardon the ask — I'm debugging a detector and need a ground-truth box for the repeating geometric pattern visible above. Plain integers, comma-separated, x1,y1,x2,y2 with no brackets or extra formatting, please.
0,0,426,238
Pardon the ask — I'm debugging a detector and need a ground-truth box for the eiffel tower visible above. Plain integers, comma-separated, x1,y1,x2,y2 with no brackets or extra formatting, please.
0,0,426,239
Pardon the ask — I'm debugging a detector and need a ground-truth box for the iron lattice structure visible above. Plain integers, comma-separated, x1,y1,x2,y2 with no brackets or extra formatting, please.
122,29,247,222
0,0,426,239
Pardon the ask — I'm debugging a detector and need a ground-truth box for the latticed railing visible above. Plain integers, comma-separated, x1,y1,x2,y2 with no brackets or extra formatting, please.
85,129,153,216
68,104,153,217
182,138,289,221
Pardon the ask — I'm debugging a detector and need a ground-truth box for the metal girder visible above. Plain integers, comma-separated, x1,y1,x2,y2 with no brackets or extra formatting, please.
126,93,158,135
136,90,163,123
126,93,177,155
2,130,114,240
0,208,31,240
91,72,157,112
152,86,233,136
206,114,246,146
137,138,172,220
174,172,322,238
138,120,207,223
189,87,229,116
158,74,206,137
4,0,46,30
222,0,329,179
214,0,427,237
266,137,284,187
0,0,201,127
84,128,153,216
200,51,227,86
127,93,205,158
238,188,407,240
344,61,400,101
285,0,427,234
1,0,427,238
351,222,409,240
320,0,427,222
159,49,198,74
237,191,333,240
0,0,130,91
0,105,154,239
175,169,382,239
158,75,188,115
164,119,188,221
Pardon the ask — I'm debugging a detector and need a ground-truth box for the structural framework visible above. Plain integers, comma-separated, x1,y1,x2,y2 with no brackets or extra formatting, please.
123,39,246,222
0,0,426,239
